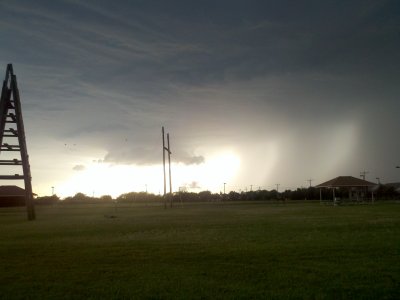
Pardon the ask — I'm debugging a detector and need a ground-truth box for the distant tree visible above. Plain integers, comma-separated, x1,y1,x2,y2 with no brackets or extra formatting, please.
63,196,72,202
35,195,60,205
270,189,279,199
228,191,241,201
180,192,200,202
199,190,212,201
376,185,399,200
117,192,161,203
100,195,113,202
73,192,88,201
211,192,222,201
62,192,91,204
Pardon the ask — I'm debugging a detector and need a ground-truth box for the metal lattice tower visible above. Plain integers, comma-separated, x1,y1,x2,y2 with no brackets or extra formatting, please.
0,64,35,220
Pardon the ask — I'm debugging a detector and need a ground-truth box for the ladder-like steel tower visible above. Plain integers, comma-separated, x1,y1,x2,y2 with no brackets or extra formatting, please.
0,64,35,220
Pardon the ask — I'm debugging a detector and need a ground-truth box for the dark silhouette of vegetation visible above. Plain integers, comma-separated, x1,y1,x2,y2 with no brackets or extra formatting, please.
35,195,60,205
375,184,399,200
117,192,161,203
63,193,118,204
37,185,399,205
100,195,113,202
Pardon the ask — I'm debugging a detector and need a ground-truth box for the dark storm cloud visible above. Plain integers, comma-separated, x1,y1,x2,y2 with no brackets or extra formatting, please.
103,144,205,166
0,0,399,186
2,1,398,96
84,0,399,87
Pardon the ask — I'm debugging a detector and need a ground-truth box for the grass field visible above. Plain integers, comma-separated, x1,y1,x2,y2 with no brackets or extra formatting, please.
0,201,399,299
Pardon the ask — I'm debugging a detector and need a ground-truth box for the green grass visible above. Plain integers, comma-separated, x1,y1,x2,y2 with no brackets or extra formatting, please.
0,201,399,299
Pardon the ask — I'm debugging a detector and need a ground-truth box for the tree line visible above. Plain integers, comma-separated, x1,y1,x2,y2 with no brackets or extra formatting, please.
34,185,400,205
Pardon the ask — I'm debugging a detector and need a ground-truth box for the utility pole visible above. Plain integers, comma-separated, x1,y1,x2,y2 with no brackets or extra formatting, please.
223,182,226,194
360,170,369,201
167,133,172,207
360,170,368,180
162,127,166,208
307,179,313,188
276,183,280,192
162,126,172,208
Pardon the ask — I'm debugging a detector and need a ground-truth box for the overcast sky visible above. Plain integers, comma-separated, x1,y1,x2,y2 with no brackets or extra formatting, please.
0,0,399,196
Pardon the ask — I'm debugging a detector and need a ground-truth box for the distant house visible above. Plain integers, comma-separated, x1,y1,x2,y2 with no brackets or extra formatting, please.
0,185,25,207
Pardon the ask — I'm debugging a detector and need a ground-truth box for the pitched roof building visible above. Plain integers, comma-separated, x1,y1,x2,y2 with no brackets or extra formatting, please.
0,185,25,207
316,176,377,188
315,176,377,204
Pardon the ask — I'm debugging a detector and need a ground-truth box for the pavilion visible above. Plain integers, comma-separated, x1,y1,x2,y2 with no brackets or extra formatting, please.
315,176,377,205
0,185,26,207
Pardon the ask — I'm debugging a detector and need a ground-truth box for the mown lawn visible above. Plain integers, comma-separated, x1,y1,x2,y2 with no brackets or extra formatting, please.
0,201,399,299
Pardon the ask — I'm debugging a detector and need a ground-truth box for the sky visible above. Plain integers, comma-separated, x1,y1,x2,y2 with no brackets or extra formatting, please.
0,0,399,197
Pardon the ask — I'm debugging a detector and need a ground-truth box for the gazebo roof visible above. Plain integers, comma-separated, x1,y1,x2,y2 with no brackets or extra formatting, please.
0,185,25,196
316,176,377,188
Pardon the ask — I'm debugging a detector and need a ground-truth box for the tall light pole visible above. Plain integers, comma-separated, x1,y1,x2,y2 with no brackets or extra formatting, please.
223,182,226,194
276,183,280,192
51,186,54,195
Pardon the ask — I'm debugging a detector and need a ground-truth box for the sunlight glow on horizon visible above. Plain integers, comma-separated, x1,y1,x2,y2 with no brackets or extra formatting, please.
47,151,241,198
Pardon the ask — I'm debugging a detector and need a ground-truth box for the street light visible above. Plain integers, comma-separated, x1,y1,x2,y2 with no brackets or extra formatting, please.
223,183,226,194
